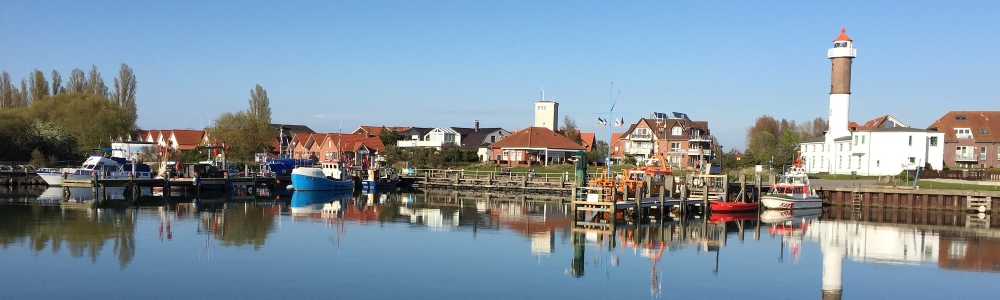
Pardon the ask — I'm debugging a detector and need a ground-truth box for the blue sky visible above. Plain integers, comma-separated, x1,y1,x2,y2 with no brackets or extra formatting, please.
2,0,998,150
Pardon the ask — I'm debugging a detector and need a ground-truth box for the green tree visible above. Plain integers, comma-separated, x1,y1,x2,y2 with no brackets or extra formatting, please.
208,85,275,163
747,131,779,166
248,84,271,123
28,69,49,104
66,68,86,94
588,140,608,164
29,93,132,151
109,63,138,127
378,127,399,147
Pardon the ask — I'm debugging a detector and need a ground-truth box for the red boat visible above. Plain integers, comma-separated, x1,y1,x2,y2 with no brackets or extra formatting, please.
709,212,758,223
710,200,758,212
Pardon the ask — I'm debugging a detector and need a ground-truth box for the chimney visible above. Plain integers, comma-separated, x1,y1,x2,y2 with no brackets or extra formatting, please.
475,120,480,132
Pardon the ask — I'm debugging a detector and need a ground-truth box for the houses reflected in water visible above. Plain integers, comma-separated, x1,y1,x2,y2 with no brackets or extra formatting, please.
3,186,1000,283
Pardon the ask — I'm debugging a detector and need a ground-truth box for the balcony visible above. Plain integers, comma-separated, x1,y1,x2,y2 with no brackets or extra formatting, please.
954,154,977,162
627,147,653,155
956,134,973,139
689,134,713,142
629,133,653,141
686,149,713,156
398,140,444,148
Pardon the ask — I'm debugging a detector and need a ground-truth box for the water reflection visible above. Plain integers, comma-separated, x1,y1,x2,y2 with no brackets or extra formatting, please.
0,202,136,269
2,187,1000,298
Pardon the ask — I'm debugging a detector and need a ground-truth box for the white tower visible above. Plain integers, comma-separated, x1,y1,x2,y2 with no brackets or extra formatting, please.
534,92,559,131
826,28,856,140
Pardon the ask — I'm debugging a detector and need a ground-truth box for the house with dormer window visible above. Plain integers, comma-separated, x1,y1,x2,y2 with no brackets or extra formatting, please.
927,111,1000,169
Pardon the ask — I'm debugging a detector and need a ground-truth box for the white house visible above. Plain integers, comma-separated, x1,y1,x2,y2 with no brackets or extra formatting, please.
397,127,461,149
801,127,944,176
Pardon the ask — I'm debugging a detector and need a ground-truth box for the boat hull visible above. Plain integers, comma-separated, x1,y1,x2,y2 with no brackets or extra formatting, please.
37,171,151,186
760,194,823,210
709,201,758,212
291,174,353,191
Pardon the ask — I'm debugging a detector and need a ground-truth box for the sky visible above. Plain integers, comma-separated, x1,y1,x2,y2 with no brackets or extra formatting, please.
2,0,998,150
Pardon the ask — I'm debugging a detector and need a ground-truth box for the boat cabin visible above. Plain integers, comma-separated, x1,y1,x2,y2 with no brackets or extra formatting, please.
772,168,811,195
320,161,349,181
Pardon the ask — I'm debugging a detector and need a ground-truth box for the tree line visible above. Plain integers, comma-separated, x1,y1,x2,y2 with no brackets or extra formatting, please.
715,115,828,170
0,64,138,165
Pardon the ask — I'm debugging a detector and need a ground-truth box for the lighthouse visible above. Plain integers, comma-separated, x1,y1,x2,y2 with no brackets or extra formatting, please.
826,28,856,140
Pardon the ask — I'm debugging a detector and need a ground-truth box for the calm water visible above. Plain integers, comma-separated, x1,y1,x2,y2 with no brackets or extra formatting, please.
2,186,1000,300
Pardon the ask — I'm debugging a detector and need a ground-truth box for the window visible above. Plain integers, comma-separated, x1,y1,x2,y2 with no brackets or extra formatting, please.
838,156,842,169
981,147,987,160
848,143,852,151
537,106,546,111
671,126,682,135
978,129,989,134
876,160,880,167
862,136,865,144
811,145,815,152
670,142,680,152
955,115,966,120
490,136,496,143
930,136,938,146
997,147,1000,159
955,128,972,139
839,144,842,151
957,146,971,159
909,157,916,164
908,136,913,146
853,136,858,145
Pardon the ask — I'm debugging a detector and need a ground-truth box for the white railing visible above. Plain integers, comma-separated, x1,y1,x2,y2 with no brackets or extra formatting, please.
827,48,856,58
689,134,713,141
397,140,444,148
955,154,976,161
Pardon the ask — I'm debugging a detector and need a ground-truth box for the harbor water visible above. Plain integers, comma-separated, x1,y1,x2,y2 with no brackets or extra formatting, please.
2,186,999,299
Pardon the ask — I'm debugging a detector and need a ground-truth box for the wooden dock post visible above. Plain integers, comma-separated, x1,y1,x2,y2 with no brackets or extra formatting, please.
702,181,710,214
721,176,729,202
658,185,666,219
739,174,746,202
679,184,688,216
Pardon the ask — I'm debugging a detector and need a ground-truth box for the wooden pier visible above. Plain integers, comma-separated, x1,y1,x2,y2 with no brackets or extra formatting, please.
400,169,575,194
818,186,1000,212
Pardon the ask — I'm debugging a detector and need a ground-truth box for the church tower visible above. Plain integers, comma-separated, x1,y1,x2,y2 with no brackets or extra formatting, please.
826,28,856,139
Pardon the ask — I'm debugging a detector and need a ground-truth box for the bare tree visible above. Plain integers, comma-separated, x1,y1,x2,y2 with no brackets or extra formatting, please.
51,70,63,95
561,116,582,144
66,68,86,93
811,117,828,138
18,78,28,107
110,63,138,125
0,71,12,108
85,65,107,97
29,69,49,103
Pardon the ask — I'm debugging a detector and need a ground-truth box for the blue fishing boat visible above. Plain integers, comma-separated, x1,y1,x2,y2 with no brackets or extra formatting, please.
290,160,354,191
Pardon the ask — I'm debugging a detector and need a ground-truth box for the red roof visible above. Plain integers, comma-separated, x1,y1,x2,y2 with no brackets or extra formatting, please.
834,28,852,42
490,127,585,150
171,130,204,149
318,133,386,153
579,132,596,151
927,111,1000,141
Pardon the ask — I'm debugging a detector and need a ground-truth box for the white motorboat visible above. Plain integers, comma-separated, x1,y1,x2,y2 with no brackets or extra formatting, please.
37,154,152,186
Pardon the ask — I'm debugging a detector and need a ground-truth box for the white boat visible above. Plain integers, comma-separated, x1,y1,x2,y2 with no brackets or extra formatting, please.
760,162,823,210
37,154,153,186
289,160,355,191
759,208,823,223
